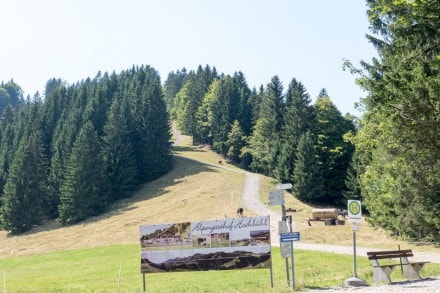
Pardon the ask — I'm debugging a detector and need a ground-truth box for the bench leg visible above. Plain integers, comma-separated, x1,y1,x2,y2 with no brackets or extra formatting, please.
372,266,396,283
402,263,425,279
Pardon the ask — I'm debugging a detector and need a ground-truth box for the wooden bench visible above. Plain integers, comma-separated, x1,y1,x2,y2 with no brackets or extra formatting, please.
367,249,430,283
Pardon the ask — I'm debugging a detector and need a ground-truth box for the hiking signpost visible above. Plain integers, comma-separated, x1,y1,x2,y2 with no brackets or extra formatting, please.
271,183,296,291
345,200,367,287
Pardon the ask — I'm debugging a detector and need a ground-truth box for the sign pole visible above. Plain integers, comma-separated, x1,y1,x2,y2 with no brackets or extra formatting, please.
353,228,357,278
289,215,295,290
269,215,274,288
281,202,290,286
344,200,366,287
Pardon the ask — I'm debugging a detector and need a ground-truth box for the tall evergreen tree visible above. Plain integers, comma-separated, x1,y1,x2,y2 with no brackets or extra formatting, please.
130,66,172,182
231,72,252,136
248,76,284,176
209,77,233,156
102,96,138,201
58,122,108,225
292,131,324,202
274,78,315,184
0,132,49,233
314,91,355,204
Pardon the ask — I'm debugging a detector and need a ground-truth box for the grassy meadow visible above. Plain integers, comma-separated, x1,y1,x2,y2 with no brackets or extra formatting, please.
1,244,439,292
0,133,439,292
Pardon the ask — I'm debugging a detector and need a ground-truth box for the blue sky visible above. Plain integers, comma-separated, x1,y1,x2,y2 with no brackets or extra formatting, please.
1,0,377,115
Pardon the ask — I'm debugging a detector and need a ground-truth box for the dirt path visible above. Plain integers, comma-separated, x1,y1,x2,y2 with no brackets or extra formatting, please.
242,172,281,246
241,172,440,264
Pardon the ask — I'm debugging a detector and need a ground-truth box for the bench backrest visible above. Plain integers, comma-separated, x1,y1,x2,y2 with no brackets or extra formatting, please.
367,249,413,260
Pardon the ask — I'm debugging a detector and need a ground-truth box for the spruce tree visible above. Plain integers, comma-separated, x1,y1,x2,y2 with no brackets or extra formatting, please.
102,97,138,201
0,132,49,233
248,76,284,176
292,131,324,202
58,122,108,225
209,77,233,156
130,66,172,182
314,92,355,204
274,78,315,184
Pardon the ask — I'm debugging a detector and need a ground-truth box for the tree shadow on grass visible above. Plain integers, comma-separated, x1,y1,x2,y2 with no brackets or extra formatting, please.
8,155,220,237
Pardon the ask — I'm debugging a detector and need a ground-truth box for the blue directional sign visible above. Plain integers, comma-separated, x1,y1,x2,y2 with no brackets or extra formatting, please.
280,232,300,242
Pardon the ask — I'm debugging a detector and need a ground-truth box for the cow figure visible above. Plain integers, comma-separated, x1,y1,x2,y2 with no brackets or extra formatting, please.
236,207,244,217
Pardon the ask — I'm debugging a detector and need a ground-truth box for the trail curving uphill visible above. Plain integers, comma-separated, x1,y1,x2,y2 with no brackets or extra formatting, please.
242,172,281,246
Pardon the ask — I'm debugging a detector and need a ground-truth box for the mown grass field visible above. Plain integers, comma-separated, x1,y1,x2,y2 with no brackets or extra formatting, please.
1,244,439,292
0,133,439,292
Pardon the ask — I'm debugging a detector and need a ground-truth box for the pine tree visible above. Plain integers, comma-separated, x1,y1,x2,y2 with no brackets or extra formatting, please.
58,122,108,225
0,132,49,233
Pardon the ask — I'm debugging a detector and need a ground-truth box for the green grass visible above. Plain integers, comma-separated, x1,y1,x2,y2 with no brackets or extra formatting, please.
1,244,439,292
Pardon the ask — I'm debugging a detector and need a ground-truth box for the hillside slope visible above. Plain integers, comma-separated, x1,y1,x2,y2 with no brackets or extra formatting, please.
1,133,439,262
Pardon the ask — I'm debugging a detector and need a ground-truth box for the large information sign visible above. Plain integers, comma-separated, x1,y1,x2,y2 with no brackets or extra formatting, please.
140,216,271,273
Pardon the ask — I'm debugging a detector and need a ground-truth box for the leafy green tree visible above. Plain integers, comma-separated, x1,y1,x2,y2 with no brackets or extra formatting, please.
164,68,188,112
173,78,197,135
0,132,49,233
194,81,216,145
172,65,216,143
226,120,247,165
58,122,108,225
0,81,23,112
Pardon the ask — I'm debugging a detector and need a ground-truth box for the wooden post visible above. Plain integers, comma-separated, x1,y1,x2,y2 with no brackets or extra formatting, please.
398,245,403,274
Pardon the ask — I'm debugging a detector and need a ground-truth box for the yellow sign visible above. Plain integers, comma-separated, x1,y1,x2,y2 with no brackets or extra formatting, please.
347,200,362,223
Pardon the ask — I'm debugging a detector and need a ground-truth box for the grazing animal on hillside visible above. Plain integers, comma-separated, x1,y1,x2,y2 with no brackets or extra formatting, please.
236,207,243,217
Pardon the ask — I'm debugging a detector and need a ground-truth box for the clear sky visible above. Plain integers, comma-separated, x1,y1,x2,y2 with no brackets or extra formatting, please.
1,0,377,115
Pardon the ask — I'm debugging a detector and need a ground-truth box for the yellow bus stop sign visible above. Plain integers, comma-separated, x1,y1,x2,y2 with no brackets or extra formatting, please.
347,200,362,223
